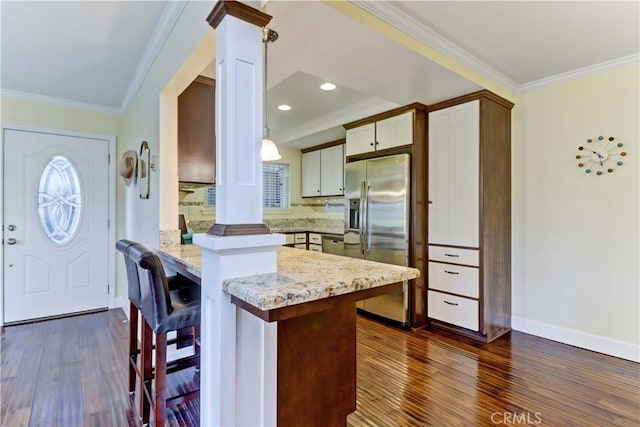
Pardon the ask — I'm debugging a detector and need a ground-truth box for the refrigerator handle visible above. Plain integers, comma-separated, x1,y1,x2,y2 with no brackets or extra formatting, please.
360,181,367,255
363,182,371,254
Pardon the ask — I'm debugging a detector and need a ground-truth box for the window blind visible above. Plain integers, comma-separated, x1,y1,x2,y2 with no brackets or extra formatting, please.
205,163,289,208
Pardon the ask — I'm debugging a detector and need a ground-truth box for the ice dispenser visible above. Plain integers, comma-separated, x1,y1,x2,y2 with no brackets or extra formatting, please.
348,198,360,230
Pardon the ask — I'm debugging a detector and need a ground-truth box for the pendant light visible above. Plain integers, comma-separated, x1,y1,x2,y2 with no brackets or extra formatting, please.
261,27,282,161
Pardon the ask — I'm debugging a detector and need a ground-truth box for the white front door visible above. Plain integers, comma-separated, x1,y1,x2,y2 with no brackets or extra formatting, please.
3,128,109,323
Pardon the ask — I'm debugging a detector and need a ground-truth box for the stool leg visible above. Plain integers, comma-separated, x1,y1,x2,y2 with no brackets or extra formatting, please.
193,326,201,373
140,322,153,425
128,302,139,395
154,333,168,427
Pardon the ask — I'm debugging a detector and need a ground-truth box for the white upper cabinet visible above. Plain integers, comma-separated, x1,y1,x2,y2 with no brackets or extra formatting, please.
346,111,414,156
345,123,375,156
320,144,344,196
301,143,345,197
428,100,480,247
375,111,414,151
301,150,321,197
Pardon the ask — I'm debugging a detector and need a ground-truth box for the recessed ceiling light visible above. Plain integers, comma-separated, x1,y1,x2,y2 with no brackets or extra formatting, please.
320,82,336,91
277,104,292,111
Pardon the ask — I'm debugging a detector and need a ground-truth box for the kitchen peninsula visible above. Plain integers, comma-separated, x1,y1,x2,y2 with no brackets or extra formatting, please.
157,243,419,426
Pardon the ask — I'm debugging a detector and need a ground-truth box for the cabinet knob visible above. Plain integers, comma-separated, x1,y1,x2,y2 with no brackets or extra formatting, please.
317,189,320,193
375,141,379,146
370,142,374,146
428,200,433,204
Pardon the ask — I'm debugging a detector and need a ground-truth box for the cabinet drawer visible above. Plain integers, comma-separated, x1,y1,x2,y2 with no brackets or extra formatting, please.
284,234,295,245
428,262,478,298
308,244,322,252
294,244,307,249
429,246,479,266
294,233,307,243
309,233,322,244
428,290,478,331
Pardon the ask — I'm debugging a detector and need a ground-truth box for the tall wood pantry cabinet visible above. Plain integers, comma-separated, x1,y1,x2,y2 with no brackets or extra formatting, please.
426,90,513,342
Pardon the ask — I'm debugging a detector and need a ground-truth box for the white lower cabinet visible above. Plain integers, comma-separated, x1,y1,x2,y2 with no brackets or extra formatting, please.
308,233,322,245
428,262,479,298
428,290,478,331
428,246,479,266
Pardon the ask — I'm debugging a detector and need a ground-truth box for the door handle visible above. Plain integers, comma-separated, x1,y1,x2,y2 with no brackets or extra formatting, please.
7,225,16,231
6,238,17,245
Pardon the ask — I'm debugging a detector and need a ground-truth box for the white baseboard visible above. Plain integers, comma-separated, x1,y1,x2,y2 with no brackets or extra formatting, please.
512,316,640,363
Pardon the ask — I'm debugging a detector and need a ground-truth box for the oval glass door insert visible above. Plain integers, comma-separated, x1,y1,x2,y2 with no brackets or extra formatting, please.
37,155,83,245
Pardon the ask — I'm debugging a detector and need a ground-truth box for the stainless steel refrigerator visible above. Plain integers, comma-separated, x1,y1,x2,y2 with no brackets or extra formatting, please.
344,153,410,326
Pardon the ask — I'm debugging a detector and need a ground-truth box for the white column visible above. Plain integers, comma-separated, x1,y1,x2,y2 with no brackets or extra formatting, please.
198,3,281,427
214,13,264,226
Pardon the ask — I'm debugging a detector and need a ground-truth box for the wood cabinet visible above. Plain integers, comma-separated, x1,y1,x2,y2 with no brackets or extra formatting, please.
426,91,513,342
301,140,344,198
178,76,215,184
345,111,413,156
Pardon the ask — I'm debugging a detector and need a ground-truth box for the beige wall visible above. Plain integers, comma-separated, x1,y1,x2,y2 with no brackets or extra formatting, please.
1,97,122,135
512,64,639,360
117,1,214,302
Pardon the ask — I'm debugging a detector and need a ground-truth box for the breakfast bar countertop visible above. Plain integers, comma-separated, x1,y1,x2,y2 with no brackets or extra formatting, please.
157,244,419,312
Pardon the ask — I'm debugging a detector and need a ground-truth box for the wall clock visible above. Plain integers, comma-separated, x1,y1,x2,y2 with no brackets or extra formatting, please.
576,136,626,176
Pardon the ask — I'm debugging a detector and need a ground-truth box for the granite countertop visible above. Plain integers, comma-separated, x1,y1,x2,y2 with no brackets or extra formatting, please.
157,245,419,312
157,244,203,280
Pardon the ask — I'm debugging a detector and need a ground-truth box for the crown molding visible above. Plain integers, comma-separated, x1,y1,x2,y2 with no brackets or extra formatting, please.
0,88,122,115
0,1,187,116
120,1,188,113
351,0,519,93
517,53,640,94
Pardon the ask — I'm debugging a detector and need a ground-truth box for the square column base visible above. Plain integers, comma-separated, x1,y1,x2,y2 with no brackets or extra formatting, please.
194,233,284,427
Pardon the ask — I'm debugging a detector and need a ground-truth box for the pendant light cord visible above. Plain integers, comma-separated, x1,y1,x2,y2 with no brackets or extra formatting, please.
263,28,278,139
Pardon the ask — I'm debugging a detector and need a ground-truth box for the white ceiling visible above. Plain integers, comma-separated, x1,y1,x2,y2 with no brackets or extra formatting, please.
0,1,171,110
1,1,638,148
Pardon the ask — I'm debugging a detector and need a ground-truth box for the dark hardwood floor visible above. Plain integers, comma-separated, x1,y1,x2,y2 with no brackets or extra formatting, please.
1,309,638,426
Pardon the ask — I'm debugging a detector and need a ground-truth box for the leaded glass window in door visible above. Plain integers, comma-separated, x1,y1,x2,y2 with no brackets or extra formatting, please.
37,155,83,245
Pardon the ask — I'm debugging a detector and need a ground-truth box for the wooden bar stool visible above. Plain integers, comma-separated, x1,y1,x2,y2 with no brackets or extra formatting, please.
116,239,199,424
128,243,201,427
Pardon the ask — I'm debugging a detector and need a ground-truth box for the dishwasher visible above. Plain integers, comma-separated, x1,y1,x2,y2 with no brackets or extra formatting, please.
321,234,344,256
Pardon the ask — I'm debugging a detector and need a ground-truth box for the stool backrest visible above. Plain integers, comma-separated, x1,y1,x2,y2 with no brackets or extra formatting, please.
116,239,143,307
127,243,173,331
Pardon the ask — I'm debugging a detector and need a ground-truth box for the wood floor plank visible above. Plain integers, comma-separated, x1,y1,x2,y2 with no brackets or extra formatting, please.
55,316,84,427
1,310,638,427
1,320,48,427
27,317,62,426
